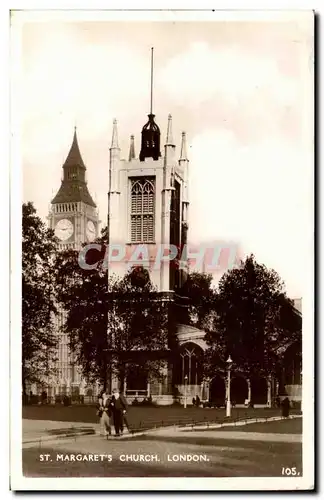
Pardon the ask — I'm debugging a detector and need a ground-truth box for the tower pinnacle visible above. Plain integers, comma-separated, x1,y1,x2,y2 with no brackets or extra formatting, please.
111,119,119,149
180,131,188,161
166,114,174,146
129,135,136,161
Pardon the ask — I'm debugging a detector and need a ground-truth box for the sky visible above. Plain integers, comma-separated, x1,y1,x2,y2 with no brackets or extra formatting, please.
18,12,314,298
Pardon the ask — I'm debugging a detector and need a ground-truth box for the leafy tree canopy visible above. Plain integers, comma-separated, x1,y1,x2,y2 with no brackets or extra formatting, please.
204,254,301,378
175,271,215,328
55,230,177,388
22,202,58,391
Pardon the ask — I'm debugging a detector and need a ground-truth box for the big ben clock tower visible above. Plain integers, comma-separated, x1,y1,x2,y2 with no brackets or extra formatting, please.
47,127,99,402
49,127,99,250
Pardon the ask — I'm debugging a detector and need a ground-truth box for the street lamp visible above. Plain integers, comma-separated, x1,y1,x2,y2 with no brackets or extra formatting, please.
226,355,233,417
205,376,210,403
184,375,188,409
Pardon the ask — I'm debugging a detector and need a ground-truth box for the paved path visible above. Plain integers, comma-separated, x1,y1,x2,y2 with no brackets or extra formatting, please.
23,419,100,445
23,417,301,448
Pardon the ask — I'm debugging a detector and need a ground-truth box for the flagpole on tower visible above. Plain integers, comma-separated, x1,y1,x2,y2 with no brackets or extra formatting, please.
150,47,154,115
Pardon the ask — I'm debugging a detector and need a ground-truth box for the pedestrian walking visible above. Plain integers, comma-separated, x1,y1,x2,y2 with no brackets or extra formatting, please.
97,389,112,438
281,397,290,418
110,388,128,436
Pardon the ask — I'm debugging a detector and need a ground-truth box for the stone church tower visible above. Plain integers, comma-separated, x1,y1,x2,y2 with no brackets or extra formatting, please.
49,128,99,250
107,105,191,402
107,113,189,292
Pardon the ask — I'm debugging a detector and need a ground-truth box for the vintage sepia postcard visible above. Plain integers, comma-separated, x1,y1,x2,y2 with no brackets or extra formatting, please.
10,8,314,491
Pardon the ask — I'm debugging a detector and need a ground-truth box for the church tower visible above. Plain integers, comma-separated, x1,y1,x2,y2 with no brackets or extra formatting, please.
107,49,189,293
49,128,99,249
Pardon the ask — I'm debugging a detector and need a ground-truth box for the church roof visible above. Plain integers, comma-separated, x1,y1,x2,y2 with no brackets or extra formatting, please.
51,128,96,207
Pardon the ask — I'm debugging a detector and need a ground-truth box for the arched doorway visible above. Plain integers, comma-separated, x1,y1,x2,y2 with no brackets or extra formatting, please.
251,377,267,404
209,375,225,405
231,376,248,405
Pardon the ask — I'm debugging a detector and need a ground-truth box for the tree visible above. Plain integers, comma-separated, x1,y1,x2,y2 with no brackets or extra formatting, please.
22,202,58,394
55,231,177,389
106,267,173,390
204,255,302,379
174,271,215,328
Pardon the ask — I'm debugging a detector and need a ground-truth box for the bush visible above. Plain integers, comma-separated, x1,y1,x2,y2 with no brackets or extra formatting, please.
170,400,182,407
132,396,156,407
202,400,225,409
22,393,29,405
63,395,71,406
141,396,157,407
30,395,39,405
71,394,82,404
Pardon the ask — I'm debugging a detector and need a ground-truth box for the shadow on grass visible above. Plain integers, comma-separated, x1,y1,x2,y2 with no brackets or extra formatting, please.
47,427,96,436
131,434,303,451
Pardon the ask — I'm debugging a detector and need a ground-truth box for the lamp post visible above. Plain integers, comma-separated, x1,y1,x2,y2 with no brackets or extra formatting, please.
226,355,233,418
205,376,210,403
184,375,188,409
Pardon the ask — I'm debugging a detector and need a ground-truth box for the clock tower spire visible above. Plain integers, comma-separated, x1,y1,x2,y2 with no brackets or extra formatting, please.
49,127,99,250
52,127,96,207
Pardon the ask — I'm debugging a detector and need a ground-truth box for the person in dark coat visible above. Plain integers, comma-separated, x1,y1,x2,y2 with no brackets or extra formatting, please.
110,388,128,436
281,397,290,418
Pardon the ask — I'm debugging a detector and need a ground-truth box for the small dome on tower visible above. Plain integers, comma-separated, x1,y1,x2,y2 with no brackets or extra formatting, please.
139,113,161,162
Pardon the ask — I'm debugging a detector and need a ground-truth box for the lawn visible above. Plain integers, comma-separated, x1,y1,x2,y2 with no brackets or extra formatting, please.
22,404,300,432
218,417,302,434
23,435,303,478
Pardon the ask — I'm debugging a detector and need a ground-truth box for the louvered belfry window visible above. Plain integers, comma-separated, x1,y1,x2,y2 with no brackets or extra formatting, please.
130,177,155,243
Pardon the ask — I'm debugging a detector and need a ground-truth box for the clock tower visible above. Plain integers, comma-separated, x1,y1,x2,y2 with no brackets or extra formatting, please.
46,128,100,403
49,128,99,250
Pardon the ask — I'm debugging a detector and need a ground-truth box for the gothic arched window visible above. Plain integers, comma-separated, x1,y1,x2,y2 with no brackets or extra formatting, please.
173,342,204,386
130,177,155,243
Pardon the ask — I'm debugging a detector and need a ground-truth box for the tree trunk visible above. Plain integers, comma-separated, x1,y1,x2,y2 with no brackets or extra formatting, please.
22,361,27,396
22,377,27,397
118,363,126,393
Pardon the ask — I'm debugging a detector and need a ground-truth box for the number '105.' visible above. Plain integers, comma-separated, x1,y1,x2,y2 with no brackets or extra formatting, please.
282,467,300,476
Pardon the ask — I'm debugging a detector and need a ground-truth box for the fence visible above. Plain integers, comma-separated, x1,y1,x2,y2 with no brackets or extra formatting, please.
124,409,302,434
22,394,99,406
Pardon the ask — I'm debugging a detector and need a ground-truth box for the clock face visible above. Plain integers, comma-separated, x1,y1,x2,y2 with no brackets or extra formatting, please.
55,219,74,241
86,220,96,241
